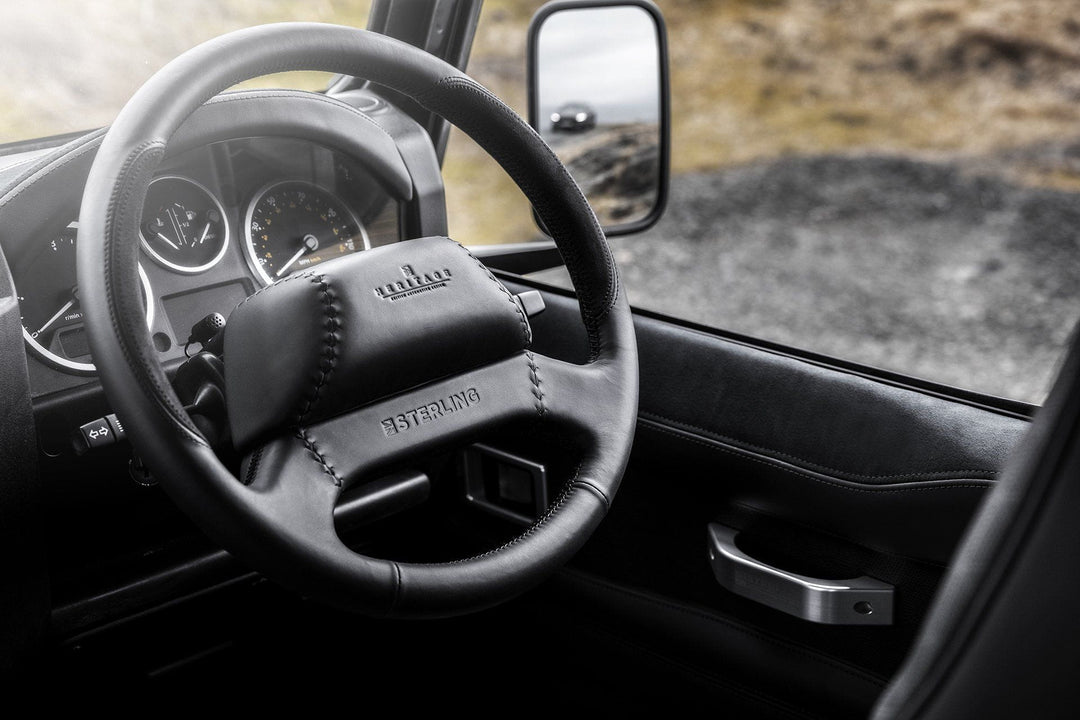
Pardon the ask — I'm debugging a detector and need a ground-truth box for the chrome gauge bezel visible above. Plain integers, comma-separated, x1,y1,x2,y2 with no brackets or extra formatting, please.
242,180,369,286
21,261,155,375
139,175,230,275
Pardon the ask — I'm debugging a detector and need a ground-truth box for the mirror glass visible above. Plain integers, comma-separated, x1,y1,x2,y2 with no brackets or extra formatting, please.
531,3,665,232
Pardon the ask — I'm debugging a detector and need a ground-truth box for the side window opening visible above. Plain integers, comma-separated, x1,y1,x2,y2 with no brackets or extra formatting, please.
448,0,1080,405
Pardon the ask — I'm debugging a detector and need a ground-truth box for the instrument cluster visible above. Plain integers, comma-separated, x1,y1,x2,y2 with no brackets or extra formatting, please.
10,136,400,376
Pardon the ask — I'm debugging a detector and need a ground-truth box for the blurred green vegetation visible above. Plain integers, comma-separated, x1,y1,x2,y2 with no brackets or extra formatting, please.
0,0,372,142
7,0,1080,247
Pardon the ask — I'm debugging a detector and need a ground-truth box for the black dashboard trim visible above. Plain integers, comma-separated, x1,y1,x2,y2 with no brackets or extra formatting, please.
0,235,47,670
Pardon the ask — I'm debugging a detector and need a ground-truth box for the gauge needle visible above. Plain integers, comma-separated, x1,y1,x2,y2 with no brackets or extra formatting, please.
156,232,179,250
275,234,320,278
37,286,79,335
197,222,211,245
166,206,187,246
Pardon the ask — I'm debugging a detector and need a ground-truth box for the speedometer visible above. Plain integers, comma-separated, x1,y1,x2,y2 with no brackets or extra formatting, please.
243,180,369,285
15,222,153,374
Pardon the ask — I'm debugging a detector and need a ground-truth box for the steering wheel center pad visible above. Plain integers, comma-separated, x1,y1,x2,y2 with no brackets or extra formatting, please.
226,235,532,452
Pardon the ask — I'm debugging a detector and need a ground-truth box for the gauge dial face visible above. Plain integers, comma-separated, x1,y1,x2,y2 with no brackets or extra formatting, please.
243,181,369,285
140,176,229,274
15,223,153,374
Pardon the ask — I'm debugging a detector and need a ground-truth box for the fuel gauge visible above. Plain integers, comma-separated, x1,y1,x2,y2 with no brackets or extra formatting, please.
140,175,229,274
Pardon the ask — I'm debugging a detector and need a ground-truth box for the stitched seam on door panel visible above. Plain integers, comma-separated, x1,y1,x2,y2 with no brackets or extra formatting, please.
641,420,994,493
640,411,998,482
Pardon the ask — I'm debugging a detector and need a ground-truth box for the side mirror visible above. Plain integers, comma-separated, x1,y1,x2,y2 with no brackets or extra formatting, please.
528,0,670,236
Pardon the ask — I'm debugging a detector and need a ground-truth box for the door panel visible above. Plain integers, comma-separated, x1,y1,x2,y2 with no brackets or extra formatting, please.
501,274,1029,717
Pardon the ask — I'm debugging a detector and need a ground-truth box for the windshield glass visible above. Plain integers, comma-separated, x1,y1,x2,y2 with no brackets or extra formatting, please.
0,0,371,144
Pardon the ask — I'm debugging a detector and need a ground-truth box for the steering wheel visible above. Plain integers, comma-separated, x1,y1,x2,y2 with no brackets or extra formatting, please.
77,23,638,617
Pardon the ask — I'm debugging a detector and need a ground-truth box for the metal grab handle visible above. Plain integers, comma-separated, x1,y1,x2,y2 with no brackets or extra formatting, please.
707,523,894,626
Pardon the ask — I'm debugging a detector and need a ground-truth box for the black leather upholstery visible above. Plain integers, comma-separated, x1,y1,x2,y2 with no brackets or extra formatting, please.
517,279,1025,564
635,321,1019,485
225,236,530,451
872,326,1080,719
77,24,638,617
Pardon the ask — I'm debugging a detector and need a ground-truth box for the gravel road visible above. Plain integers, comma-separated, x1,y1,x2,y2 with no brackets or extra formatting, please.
532,154,1080,404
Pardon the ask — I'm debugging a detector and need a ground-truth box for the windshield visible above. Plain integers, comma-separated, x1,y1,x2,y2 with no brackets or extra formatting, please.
0,0,371,144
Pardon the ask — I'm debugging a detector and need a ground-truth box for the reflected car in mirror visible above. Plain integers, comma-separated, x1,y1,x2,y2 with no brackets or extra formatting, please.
551,102,597,132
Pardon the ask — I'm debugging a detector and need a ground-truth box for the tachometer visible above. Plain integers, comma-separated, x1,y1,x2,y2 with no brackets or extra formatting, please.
140,175,229,274
243,180,369,285
15,222,153,374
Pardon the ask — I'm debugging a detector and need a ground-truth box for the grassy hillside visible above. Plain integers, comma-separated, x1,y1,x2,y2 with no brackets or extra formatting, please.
9,1,1080,245
444,0,1080,243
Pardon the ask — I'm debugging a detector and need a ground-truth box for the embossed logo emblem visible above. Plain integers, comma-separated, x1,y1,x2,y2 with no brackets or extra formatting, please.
373,263,453,301
381,388,481,436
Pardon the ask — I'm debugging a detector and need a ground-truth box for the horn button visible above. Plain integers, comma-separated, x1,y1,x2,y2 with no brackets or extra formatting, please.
224,236,533,452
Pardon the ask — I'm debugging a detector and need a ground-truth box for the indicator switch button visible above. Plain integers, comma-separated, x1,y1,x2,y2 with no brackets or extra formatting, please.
77,418,115,452
72,414,128,455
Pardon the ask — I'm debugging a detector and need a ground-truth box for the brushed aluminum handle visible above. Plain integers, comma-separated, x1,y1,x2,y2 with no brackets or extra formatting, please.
707,523,894,625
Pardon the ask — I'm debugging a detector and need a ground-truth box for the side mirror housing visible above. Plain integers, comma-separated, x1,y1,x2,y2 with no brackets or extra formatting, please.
528,0,670,236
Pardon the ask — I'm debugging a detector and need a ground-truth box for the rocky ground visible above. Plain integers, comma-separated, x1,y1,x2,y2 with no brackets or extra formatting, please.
533,150,1080,405
545,123,661,227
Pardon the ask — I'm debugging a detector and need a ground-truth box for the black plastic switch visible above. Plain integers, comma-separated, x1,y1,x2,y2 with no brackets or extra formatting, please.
515,290,546,318
72,413,128,455
105,413,126,442
77,417,116,451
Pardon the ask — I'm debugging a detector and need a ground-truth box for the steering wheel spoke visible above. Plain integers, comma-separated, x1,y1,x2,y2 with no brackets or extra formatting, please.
252,352,552,493
529,352,614,441
241,434,344,549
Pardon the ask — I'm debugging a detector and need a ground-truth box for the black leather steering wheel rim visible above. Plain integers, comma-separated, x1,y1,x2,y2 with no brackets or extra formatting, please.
77,23,638,617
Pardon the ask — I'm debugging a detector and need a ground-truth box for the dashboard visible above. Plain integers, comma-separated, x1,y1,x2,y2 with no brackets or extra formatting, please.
0,86,457,418
0,86,453,468
11,136,400,381
0,78,565,657
0,85,474,638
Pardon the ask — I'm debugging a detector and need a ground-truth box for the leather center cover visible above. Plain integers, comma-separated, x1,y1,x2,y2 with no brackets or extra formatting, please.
224,236,531,451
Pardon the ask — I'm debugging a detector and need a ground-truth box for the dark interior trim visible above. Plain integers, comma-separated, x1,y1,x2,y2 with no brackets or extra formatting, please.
495,269,1037,421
